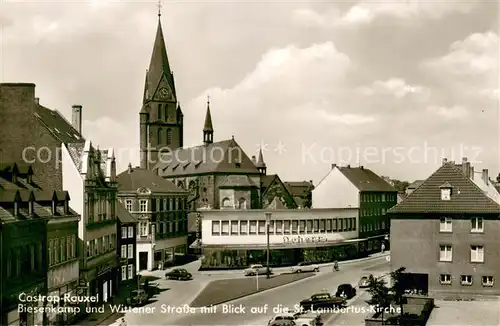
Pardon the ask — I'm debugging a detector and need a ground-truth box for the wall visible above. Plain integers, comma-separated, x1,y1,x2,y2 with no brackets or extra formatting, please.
61,144,84,239
391,217,500,297
201,208,359,246
312,167,359,208
47,261,79,290
136,242,152,271
0,83,62,190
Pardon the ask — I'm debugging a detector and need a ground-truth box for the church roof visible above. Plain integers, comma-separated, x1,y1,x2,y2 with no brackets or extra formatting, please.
256,148,266,168
203,101,213,132
219,175,257,188
389,163,500,214
154,138,260,177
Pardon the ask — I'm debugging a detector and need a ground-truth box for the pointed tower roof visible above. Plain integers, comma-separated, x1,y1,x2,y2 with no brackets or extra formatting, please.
256,147,266,168
203,97,213,132
145,8,176,102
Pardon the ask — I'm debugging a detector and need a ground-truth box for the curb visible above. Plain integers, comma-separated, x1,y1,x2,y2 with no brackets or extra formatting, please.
193,273,315,309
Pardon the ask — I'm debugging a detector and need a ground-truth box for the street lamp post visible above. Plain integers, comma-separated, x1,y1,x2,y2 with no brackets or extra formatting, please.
265,212,272,279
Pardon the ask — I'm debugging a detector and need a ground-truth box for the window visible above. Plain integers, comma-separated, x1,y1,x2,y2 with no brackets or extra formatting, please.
128,226,134,238
439,245,452,262
249,221,257,234
125,200,132,211
441,188,451,200
60,237,65,261
164,106,168,121
128,264,134,280
212,221,220,235
122,227,127,239
121,266,127,280
231,221,238,235
326,219,332,232
352,218,357,231
439,217,452,232
299,220,306,234
470,245,484,263
275,221,282,234
48,240,53,265
158,104,162,120
54,239,59,264
482,276,494,287
140,222,148,236
139,200,148,212
238,198,246,209
221,221,230,235
128,244,133,259
313,219,319,232
121,245,127,258
332,219,337,232
157,129,163,145
222,197,231,208
284,221,290,234
460,275,472,286
240,221,248,234
258,221,266,234
166,129,172,145
66,237,71,259
471,217,484,232
439,274,451,285
291,221,298,234
319,220,325,232
269,221,275,234
306,220,313,233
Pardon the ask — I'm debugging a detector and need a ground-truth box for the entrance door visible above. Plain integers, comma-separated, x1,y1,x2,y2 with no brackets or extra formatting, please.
139,252,148,271
103,281,108,302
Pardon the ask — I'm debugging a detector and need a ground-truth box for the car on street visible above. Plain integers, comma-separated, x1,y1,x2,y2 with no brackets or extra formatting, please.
299,293,346,311
290,262,319,273
335,284,356,299
269,320,296,326
244,264,272,276
268,313,296,325
358,276,370,288
125,289,149,306
165,268,193,280
294,311,324,326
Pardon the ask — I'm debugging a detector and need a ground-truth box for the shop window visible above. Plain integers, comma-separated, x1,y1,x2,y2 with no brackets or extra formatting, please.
284,221,291,234
240,221,248,234
319,219,325,232
313,219,319,232
231,221,239,235
299,220,306,234
221,221,230,235
291,221,298,234
258,221,266,234
306,220,313,233
211,220,220,235
276,221,283,234
249,221,257,234
326,219,332,232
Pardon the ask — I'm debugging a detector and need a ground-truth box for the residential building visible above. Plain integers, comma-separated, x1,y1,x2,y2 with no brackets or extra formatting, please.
312,164,397,254
0,163,79,325
116,165,188,271
117,202,137,286
284,181,314,208
405,180,424,196
389,159,500,299
199,208,359,269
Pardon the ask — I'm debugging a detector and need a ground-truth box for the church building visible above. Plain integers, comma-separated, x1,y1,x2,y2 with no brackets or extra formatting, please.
140,10,298,211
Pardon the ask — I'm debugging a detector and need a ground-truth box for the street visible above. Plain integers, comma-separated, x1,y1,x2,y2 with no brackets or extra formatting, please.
107,255,389,325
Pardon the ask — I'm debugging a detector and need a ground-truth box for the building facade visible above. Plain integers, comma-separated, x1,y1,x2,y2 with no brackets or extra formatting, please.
117,166,188,271
389,159,500,299
199,208,359,269
117,202,137,286
312,164,397,254
0,163,79,326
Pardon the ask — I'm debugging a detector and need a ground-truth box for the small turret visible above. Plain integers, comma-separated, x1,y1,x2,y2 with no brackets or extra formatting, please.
203,96,214,145
256,147,266,175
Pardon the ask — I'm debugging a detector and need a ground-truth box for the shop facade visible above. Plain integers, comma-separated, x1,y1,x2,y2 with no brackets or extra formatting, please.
46,260,79,325
199,208,364,268
137,235,187,271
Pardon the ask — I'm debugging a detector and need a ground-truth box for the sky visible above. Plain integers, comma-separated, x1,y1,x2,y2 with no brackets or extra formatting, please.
1,0,499,185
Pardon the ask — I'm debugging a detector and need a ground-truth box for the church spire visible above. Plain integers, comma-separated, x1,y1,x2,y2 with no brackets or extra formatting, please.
257,147,267,175
203,96,214,145
144,2,176,103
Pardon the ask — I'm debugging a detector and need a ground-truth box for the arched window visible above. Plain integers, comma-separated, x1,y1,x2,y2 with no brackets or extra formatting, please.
157,129,163,145
222,197,231,207
166,129,172,145
189,180,196,189
158,104,162,120
238,198,247,209
164,106,168,121
177,181,184,189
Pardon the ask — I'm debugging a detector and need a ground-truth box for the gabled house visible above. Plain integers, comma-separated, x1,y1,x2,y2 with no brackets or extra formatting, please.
260,174,297,209
283,181,313,208
313,164,397,254
389,159,500,299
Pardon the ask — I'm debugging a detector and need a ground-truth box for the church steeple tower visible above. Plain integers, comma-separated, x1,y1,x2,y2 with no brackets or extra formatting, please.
203,96,214,145
256,147,267,175
140,2,183,170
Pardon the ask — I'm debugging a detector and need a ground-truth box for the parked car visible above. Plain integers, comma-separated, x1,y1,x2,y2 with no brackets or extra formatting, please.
268,313,296,325
299,293,346,311
244,264,272,276
165,268,192,280
294,311,323,326
358,276,370,288
125,289,148,306
290,262,319,273
269,320,296,326
335,284,356,299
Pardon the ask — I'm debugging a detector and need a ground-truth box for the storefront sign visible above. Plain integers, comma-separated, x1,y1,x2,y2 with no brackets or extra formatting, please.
283,236,328,244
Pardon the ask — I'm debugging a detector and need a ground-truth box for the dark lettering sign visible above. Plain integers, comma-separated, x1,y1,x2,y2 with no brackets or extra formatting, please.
283,236,328,244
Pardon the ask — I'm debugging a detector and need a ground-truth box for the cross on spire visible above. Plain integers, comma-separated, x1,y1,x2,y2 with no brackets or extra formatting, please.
157,0,163,17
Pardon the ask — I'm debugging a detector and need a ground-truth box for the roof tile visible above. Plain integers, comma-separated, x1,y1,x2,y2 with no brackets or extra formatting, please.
338,167,397,192
117,167,186,193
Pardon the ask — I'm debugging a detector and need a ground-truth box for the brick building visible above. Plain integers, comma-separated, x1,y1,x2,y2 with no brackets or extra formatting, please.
313,164,397,254
116,202,137,287
0,163,79,325
389,159,500,299
117,165,188,271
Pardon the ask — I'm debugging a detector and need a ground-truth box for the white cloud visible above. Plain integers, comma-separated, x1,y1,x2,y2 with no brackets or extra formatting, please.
358,78,430,100
292,1,477,28
427,105,468,119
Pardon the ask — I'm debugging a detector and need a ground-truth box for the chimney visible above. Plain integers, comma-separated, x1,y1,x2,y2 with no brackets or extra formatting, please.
442,158,448,166
347,164,351,168
360,166,364,170
462,157,470,178
34,97,39,104
482,169,489,185
128,163,132,174
72,105,82,134
331,163,336,169
470,166,475,179
251,155,256,163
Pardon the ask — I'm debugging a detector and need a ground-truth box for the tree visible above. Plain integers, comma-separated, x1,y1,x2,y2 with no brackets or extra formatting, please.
389,267,407,320
366,275,392,323
390,180,410,193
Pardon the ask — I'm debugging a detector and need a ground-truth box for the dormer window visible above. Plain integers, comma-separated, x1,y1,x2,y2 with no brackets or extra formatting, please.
52,200,57,215
14,201,19,216
440,182,452,201
28,200,34,216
